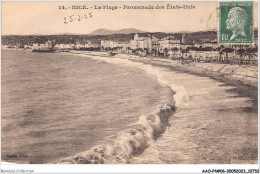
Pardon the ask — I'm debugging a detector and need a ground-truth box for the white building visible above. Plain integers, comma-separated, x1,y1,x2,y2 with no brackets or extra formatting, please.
202,42,218,49
159,36,181,50
130,33,150,50
85,41,100,48
101,40,125,48
189,51,219,61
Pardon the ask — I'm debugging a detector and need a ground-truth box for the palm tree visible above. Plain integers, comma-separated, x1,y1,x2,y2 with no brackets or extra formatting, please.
237,49,246,64
126,47,130,54
151,48,155,57
217,45,225,62
164,48,169,58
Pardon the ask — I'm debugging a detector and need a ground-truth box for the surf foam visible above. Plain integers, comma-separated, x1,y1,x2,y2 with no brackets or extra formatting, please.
58,102,175,164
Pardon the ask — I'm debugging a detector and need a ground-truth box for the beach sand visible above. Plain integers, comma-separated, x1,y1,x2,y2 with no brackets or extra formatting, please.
121,55,258,164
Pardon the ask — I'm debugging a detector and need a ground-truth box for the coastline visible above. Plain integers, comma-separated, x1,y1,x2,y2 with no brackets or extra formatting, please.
71,50,257,102
74,51,258,108
116,54,258,86
69,50,257,116
70,50,258,86
106,52,258,164
117,54,258,112
70,51,258,164
67,51,258,164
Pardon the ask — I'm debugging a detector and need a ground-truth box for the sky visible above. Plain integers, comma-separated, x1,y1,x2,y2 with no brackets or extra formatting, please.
1,1,258,35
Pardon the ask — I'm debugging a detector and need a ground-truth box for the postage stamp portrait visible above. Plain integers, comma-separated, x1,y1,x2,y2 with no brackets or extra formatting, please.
219,1,253,43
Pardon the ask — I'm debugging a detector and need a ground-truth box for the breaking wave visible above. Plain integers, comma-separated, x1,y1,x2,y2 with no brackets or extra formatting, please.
58,102,175,164
57,54,190,164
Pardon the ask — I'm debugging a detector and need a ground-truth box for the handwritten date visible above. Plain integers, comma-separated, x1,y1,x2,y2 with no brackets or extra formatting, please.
64,13,92,24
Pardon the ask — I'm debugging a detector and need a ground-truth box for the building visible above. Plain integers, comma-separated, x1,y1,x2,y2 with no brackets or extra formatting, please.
101,40,112,48
182,34,186,44
76,43,84,50
159,36,181,50
129,33,160,51
180,44,194,50
101,40,128,52
195,41,218,49
84,41,100,48
101,34,158,53
24,45,32,49
54,43,73,50
189,51,219,61
151,37,160,50
32,40,55,51
101,40,125,49
130,33,150,50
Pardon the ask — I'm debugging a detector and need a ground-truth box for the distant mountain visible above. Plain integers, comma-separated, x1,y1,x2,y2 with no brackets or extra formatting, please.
89,28,145,35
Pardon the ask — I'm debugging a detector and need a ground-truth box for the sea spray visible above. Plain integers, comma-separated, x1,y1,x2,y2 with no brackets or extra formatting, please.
57,102,175,164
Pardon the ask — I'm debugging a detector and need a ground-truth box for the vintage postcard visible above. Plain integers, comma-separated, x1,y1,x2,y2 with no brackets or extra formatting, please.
1,0,259,173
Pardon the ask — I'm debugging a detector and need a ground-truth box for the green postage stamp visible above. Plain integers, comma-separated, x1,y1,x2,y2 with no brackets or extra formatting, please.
219,1,253,44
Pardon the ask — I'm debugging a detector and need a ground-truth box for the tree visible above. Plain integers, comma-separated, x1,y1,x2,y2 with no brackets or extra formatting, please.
181,49,188,59
126,47,130,54
154,48,159,56
216,45,225,62
221,48,234,63
171,47,179,59
151,48,155,57
205,47,213,51
246,47,258,63
164,48,169,58
237,49,246,64
171,47,179,53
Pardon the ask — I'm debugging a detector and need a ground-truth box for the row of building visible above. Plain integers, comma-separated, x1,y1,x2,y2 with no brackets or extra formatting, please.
6,33,257,53
53,41,100,50
101,33,220,51
101,33,258,52
101,33,258,63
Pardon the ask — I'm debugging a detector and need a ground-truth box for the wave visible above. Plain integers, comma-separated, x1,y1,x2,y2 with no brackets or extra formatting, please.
58,102,175,164
57,54,190,164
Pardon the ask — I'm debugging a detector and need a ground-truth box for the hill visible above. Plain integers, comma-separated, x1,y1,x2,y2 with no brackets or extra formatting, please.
89,28,144,35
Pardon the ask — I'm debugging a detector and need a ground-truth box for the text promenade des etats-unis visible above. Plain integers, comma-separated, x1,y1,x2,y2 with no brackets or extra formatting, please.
58,4,195,10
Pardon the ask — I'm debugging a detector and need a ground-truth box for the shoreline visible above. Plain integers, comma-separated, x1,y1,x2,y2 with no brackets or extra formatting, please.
71,50,258,104
106,53,258,164
69,50,258,85
120,55,258,112
116,54,258,86
58,51,258,163
78,51,258,106
70,50,258,112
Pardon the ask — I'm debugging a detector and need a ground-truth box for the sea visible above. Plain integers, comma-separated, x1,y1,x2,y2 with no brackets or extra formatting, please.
2,50,257,164
1,50,172,163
